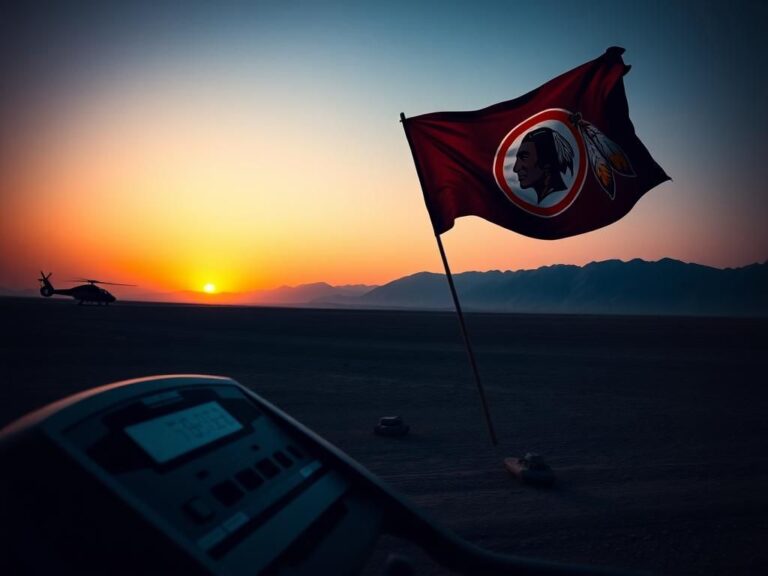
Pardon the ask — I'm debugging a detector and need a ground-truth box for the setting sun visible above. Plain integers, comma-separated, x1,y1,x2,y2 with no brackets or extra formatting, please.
203,283,216,294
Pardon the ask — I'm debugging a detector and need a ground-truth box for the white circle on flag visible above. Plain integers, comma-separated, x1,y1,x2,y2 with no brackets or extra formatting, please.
493,109,587,218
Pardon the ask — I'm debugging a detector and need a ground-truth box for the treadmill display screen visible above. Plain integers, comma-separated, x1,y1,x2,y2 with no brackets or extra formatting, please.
125,401,243,464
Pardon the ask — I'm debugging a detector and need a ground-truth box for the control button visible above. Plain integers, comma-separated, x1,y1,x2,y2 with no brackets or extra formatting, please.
287,445,304,460
273,450,294,468
222,512,249,534
256,457,280,479
183,497,215,523
235,468,263,491
211,480,244,506
299,460,322,478
197,527,227,551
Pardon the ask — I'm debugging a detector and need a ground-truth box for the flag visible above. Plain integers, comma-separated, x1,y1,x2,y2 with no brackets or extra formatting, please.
402,47,669,239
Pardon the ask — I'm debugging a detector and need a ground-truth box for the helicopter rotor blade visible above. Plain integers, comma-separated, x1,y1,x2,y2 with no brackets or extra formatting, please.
68,278,137,287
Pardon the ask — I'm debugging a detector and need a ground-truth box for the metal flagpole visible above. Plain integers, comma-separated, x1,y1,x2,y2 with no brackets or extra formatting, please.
400,112,498,446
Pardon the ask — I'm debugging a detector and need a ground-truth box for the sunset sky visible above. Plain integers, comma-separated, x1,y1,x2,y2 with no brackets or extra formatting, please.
1,1,766,302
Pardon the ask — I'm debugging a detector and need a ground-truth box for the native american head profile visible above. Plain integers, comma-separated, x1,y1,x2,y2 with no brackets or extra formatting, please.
512,127,574,204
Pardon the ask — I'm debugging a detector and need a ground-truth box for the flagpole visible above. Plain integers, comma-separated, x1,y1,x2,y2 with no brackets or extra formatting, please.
400,112,498,446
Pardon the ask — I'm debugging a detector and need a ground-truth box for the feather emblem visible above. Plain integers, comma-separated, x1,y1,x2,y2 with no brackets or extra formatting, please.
570,113,635,199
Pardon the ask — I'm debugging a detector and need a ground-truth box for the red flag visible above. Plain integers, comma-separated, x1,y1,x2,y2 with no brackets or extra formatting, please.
402,47,669,239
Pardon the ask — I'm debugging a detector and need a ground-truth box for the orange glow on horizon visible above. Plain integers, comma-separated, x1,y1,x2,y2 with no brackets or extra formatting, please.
1,46,765,301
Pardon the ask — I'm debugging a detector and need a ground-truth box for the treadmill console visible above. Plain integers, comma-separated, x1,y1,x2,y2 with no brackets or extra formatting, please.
0,375,633,576
0,376,378,575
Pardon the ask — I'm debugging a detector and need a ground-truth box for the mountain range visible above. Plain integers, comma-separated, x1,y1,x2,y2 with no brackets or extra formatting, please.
342,258,767,316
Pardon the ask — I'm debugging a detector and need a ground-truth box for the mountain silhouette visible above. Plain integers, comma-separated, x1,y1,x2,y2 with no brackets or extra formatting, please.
351,258,767,316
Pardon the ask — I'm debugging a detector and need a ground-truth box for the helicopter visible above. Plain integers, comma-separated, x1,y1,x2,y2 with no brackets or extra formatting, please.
38,272,135,305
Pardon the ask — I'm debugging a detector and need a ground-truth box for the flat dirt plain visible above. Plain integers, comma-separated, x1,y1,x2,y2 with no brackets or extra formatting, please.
1,297,766,575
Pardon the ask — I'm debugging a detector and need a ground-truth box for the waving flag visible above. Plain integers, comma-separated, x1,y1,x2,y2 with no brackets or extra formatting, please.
402,47,669,239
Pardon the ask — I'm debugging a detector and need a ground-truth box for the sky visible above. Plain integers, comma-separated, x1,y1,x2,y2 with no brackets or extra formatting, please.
1,1,766,302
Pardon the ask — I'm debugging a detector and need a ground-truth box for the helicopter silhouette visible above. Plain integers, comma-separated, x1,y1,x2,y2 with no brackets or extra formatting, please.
38,272,135,305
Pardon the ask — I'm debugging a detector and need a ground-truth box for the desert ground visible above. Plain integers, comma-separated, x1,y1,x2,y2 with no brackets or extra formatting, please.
1,297,766,575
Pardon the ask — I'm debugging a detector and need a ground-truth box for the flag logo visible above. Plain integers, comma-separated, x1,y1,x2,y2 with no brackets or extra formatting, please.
403,47,669,238
493,108,587,217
